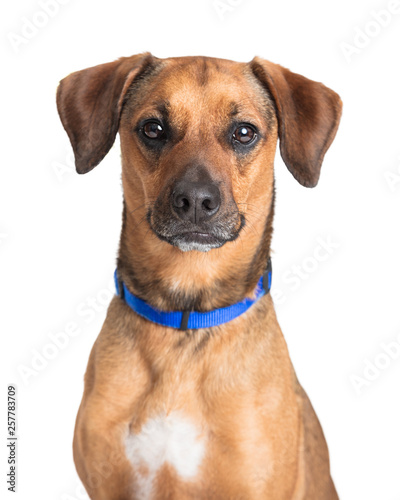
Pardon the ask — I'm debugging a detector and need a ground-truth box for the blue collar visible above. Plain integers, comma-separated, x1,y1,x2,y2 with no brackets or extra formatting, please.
115,259,271,330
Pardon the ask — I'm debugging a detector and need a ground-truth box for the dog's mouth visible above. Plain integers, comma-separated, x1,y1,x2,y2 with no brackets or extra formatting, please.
147,210,245,252
166,231,224,252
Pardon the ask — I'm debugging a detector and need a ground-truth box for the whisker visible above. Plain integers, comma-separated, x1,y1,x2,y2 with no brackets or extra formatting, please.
127,196,157,216
236,203,265,218
130,214,149,234
238,212,259,238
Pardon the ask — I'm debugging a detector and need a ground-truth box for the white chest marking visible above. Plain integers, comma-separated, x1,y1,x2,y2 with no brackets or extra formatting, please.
125,412,205,499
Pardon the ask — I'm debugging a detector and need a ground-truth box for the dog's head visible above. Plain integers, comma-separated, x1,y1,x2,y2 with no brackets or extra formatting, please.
57,54,342,256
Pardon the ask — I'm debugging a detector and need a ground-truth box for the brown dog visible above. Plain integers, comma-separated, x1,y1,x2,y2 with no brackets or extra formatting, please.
57,53,342,500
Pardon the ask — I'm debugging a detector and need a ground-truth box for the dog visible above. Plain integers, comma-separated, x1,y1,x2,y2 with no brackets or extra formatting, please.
57,53,342,500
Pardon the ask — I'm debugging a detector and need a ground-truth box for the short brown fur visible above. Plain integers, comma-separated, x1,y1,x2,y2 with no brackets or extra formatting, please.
57,54,342,499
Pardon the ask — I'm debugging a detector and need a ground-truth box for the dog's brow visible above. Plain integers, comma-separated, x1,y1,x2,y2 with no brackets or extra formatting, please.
139,101,171,121
154,100,171,118
229,103,241,117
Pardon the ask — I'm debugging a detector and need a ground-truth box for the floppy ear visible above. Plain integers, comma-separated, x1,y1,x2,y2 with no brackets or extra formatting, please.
56,52,155,174
250,57,342,187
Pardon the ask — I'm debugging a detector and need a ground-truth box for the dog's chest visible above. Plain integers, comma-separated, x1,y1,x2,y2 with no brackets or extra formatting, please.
124,412,205,499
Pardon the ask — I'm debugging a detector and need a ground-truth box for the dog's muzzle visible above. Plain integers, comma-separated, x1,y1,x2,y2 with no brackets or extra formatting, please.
148,179,244,252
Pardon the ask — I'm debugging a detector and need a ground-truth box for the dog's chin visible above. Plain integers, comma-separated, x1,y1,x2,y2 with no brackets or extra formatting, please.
149,213,245,252
173,232,226,252
158,231,226,252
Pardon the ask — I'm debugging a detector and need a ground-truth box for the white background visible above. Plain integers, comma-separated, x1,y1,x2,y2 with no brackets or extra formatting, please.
2,0,400,499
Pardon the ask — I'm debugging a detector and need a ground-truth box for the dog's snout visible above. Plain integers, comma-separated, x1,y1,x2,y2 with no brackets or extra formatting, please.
172,180,221,224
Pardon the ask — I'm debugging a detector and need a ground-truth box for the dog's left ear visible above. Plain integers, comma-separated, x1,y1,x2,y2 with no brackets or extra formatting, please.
250,57,342,187
56,52,155,174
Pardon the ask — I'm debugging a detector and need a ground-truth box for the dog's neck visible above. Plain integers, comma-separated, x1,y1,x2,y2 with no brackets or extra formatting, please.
117,191,275,313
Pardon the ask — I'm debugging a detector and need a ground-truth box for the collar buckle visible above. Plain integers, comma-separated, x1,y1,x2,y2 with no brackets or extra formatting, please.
180,311,190,330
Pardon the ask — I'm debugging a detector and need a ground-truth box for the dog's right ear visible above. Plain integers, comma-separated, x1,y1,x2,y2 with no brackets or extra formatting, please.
250,57,342,188
56,53,155,174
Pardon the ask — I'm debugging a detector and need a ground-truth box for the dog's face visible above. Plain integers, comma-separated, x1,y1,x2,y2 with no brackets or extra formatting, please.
57,53,341,298
118,57,278,252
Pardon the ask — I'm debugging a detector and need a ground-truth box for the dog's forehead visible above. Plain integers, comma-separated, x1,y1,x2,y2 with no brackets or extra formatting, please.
158,57,248,97
130,56,268,122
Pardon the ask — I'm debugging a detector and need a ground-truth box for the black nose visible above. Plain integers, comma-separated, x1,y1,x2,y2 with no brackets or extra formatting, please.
172,180,221,223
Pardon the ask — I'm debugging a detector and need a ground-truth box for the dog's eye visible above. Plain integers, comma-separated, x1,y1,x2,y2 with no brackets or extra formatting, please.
143,121,164,139
233,125,256,145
